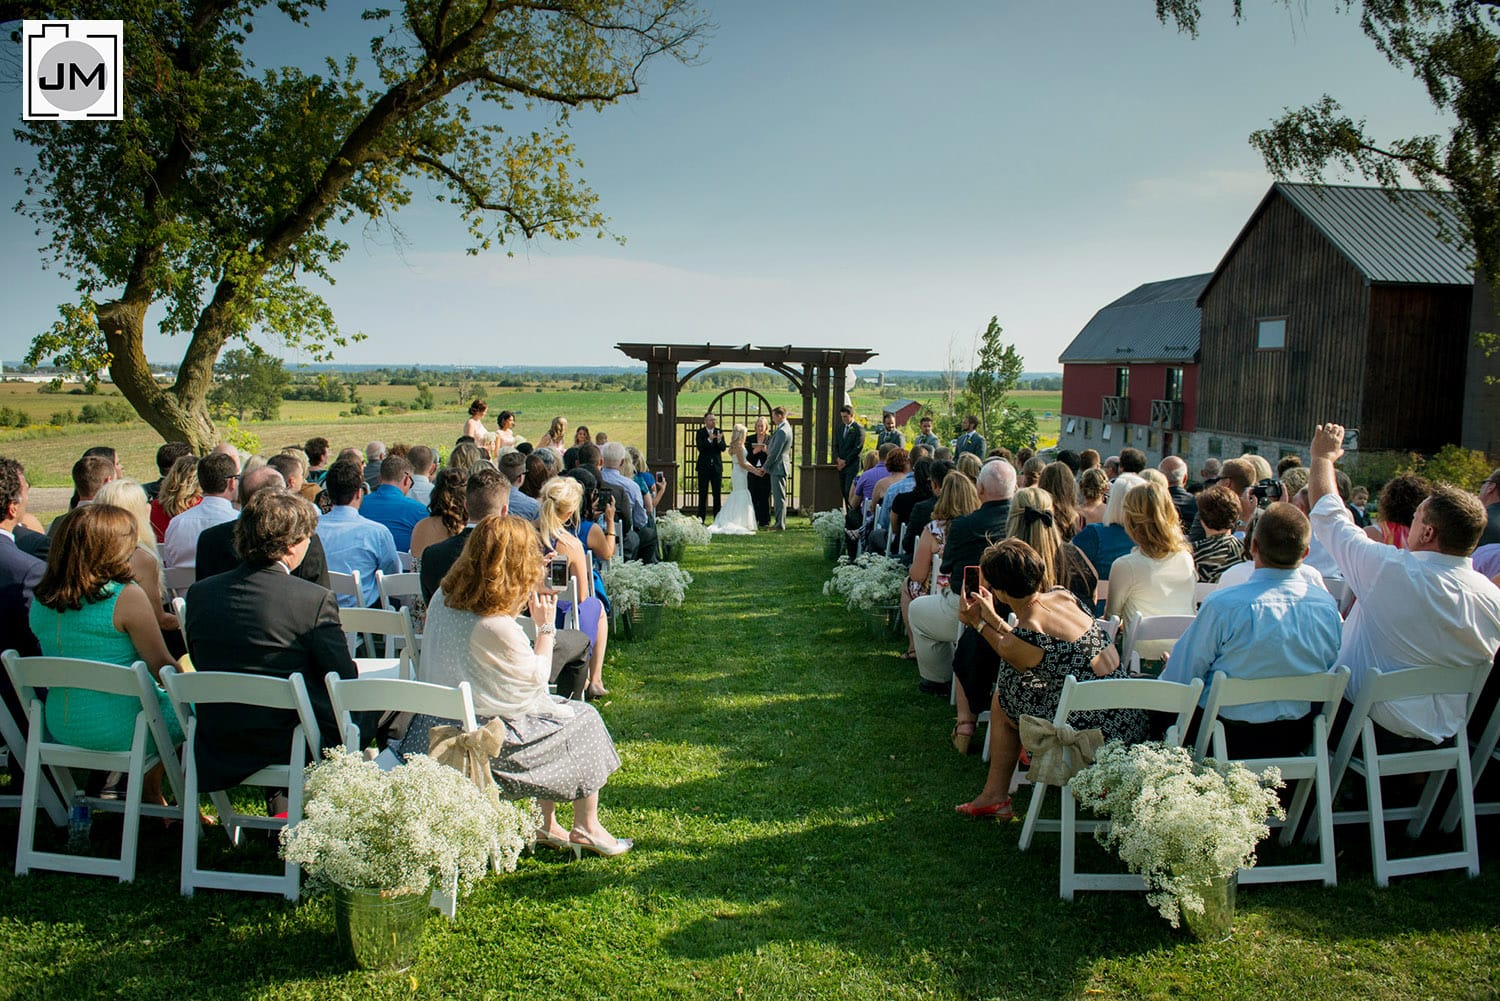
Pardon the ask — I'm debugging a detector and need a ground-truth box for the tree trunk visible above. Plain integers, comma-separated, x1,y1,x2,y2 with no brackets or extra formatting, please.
98,300,219,451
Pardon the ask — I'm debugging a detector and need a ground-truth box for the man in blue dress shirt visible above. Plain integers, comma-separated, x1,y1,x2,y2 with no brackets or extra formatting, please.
358,455,428,552
1162,502,1342,758
316,459,401,607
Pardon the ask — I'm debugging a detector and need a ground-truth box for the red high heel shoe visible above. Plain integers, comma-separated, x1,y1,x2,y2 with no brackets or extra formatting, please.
954,798,1014,821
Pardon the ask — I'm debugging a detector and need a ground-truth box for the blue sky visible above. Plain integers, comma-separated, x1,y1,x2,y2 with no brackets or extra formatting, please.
0,2,1453,373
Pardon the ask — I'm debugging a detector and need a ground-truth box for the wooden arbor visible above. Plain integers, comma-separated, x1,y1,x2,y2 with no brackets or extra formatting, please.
615,343,877,515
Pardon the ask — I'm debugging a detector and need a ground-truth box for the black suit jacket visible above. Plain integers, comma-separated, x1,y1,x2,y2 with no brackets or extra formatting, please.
14,526,49,561
940,499,1011,577
1168,485,1198,532
836,421,864,466
420,527,473,605
195,519,331,588
696,426,727,472
1,534,44,659
184,563,370,791
1482,502,1500,548
904,496,938,558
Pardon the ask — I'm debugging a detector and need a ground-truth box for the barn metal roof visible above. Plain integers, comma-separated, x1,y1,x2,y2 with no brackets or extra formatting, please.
1058,273,1210,364
1200,183,1474,300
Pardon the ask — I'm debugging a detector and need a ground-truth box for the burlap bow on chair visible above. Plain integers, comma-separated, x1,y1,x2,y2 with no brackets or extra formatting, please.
1018,715,1105,786
428,719,507,793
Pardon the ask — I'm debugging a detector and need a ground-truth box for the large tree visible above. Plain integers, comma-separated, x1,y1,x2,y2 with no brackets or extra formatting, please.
1154,1,1500,279
7,1,706,449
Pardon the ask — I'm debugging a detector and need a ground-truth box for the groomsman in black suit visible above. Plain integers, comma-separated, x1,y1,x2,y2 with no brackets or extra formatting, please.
696,413,728,522
875,412,905,450
834,405,864,506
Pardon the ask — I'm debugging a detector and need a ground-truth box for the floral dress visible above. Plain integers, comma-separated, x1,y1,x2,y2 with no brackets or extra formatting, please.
905,520,949,600
995,590,1148,744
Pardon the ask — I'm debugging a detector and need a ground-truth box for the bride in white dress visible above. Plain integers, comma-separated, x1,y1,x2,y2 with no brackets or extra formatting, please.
709,423,759,536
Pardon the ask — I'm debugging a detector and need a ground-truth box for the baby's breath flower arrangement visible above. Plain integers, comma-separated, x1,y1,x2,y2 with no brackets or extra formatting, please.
822,553,907,612
599,560,694,617
657,509,712,549
1069,741,1284,928
810,509,846,548
280,750,538,896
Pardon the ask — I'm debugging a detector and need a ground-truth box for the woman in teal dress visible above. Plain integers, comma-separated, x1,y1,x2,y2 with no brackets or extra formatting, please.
28,504,183,801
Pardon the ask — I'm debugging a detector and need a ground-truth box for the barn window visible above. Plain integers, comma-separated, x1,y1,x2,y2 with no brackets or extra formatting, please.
1115,367,1130,397
1084,420,1092,438
1257,317,1287,350
1102,424,1112,442
1165,368,1183,401
1208,437,1222,457
1065,418,1076,433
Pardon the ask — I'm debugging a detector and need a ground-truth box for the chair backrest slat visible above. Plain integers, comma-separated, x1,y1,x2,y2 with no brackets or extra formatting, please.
5,654,148,699
1054,675,1204,720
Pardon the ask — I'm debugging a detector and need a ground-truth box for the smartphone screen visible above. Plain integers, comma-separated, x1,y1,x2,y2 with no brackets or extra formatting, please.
548,557,569,589
963,565,981,598
656,472,665,483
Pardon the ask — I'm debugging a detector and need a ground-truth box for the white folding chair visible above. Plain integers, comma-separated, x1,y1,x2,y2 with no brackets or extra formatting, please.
1016,675,1203,901
328,569,363,609
0,650,69,828
171,596,189,652
375,570,423,660
397,550,416,572
324,672,482,919
162,565,195,600
563,574,582,633
339,606,419,680
2,652,183,882
1323,663,1486,886
1192,580,1217,610
1448,677,1500,831
1196,667,1351,887
159,666,319,900
1120,612,1196,676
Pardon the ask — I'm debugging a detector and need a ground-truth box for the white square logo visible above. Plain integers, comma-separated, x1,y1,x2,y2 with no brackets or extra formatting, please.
23,20,124,121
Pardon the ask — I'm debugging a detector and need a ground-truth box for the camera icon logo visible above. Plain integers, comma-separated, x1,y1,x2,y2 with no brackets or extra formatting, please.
23,20,124,121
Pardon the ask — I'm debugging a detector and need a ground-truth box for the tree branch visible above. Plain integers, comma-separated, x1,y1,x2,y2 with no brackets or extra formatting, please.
405,151,573,237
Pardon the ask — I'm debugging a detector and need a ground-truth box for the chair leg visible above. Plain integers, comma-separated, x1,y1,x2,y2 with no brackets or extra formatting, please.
1280,777,1313,846
15,726,44,877
117,717,150,884
1360,726,1391,889
1018,783,1048,852
1455,742,1481,878
180,728,200,897
1060,787,1077,902
1314,759,1337,886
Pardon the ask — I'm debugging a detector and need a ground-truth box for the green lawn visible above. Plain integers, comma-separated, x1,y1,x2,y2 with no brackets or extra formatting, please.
1,524,1497,999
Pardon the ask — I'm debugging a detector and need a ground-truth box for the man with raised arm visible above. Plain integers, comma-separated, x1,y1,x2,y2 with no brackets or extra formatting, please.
1308,423,1500,743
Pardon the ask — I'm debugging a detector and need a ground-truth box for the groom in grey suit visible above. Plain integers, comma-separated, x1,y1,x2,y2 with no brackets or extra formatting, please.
765,406,793,530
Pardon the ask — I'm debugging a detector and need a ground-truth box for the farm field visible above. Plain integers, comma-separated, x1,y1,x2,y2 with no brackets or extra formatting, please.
0,379,1061,501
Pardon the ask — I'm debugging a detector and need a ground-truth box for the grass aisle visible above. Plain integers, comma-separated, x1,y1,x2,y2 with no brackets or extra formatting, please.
2,523,1499,999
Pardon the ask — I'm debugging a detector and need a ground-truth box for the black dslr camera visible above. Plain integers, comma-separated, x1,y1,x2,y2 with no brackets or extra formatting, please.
1249,478,1282,508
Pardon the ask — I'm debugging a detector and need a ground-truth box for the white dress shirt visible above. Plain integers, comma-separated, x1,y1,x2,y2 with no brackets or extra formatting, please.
408,474,434,506
1311,493,1500,742
163,496,237,570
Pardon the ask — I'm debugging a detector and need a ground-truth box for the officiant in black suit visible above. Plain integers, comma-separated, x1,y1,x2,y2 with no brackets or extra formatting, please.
696,414,728,522
184,489,374,792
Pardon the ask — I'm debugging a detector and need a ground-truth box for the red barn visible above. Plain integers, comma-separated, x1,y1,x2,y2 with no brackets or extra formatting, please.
1056,273,1210,465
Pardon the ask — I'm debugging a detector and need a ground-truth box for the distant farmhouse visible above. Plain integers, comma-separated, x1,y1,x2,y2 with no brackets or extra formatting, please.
1057,182,1488,470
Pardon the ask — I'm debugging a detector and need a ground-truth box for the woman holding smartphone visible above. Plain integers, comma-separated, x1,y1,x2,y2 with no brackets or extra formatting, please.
536,477,611,700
